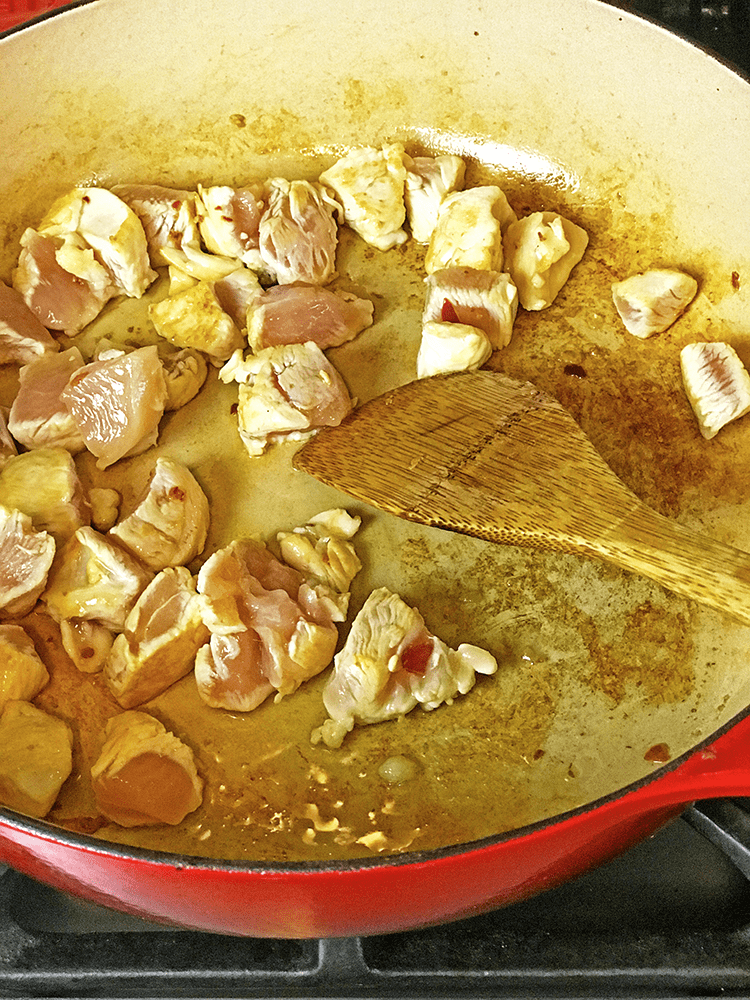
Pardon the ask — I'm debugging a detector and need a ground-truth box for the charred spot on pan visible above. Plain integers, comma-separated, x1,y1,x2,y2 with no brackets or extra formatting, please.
563,363,587,378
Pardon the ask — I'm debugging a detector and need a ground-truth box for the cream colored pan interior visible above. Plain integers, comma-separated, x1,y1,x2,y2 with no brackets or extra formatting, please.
1,0,750,862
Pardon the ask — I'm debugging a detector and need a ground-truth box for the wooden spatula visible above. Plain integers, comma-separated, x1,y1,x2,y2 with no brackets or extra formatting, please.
296,369,750,627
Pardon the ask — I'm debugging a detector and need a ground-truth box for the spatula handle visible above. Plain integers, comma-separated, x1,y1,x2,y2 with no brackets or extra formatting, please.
600,503,750,627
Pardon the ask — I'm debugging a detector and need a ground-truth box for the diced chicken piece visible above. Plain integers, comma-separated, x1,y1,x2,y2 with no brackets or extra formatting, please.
90,710,203,827
416,320,492,378
612,269,698,338
60,617,114,674
503,211,589,311
0,448,90,542
89,488,120,532
195,538,339,711
61,345,168,469
246,283,373,352
680,341,750,440
0,279,59,365
422,266,518,350
0,410,17,469
277,508,362,620
425,186,517,275
312,587,498,748
403,153,466,244
105,567,208,708
0,505,56,618
8,347,86,453
195,183,265,272
0,625,49,710
13,228,116,335
109,457,209,572
220,342,353,456
38,187,157,298
43,526,153,630
259,178,341,285
112,184,202,267
148,281,245,364
319,143,408,251
161,348,209,411
214,267,263,328
0,701,73,818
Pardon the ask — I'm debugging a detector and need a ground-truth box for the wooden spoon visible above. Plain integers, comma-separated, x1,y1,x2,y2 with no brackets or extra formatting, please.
296,369,750,627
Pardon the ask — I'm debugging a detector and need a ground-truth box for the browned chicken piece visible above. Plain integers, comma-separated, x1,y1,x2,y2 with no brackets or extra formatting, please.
422,266,518,350
109,457,210,572
43,526,153,631
105,567,209,708
0,505,56,618
0,448,90,543
90,711,203,827
259,178,341,285
0,624,49,710
0,700,73,818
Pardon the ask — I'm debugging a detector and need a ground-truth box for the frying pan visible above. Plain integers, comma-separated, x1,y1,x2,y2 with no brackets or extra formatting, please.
1,0,750,938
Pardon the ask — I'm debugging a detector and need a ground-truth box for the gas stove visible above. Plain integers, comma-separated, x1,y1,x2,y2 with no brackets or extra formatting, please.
2,1,750,997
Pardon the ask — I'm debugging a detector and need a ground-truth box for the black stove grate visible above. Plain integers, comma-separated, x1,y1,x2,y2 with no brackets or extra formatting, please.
2,2,750,998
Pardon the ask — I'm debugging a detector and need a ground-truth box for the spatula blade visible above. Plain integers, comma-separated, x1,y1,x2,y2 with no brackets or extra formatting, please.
295,369,634,552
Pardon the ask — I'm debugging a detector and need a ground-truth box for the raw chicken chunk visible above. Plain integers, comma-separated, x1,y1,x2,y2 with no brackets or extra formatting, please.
680,341,750,440
503,211,588,311
416,320,492,378
0,409,17,469
161,348,209,411
311,587,498,748
195,538,340,711
259,178,341,285
60,618,114,673
195,184,265,272
214,267,263,328
612,268,698,338
105,567,208,708
8,347,86,453
0,448,90,543
0,701,73,818
319,143,408,251
0,625,49,710
90,710,203,827
0,279,59,365
425,186,517,275
0,505,56,618
13,228,116,335
220,342,353,456
61,345,168,469
148,280,245,363
113,184,202,267
43,526,153,630
422,267,518,349
246,283,374,352
109,457,209,572
38,187,157,298
403,153,466,244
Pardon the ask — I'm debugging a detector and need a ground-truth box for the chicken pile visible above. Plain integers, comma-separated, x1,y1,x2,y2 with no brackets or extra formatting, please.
0,139,725,836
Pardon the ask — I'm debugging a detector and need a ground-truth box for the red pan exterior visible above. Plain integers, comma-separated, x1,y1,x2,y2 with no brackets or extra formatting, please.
1,713,749,937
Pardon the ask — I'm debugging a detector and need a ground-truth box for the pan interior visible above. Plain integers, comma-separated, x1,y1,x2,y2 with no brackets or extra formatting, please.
1,0,750,863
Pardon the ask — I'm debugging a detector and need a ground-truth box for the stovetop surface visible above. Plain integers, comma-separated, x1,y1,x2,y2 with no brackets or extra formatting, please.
2,1,750,998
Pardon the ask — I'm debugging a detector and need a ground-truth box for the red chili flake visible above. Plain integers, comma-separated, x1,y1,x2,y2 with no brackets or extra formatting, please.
221,215,234,223
80,647,96,660
644,742,671,763
441,299,460,323
169,486,186,501
82,194,91,203
732,271,741,290
171,200,183,210
400,641,433,675
230,402,239,415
